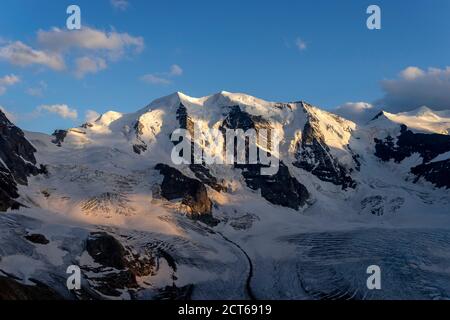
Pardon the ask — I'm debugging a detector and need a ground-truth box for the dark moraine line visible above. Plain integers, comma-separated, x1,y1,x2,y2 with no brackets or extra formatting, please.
217,232,256,300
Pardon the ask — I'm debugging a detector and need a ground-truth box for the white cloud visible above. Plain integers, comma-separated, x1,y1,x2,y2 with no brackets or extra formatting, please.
37,27,144,57
141,74,172,85
85,109,100,122
111,0,129,11
0,74,20,96
75,56,107,78
37,104,78,120
334,102,378,124
0,74,20,86
376,66,450,112
295,38,307,51
399,66,424,80
169,64,183,76
0,106,17,122
141,64,183,85
0,41,65,70
0,27,143,77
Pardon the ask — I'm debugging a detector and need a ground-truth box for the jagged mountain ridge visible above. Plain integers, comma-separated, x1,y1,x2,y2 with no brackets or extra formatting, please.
0,91,449,300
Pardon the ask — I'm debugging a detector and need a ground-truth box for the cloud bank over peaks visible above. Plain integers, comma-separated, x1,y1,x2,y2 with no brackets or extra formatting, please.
376,66,450,112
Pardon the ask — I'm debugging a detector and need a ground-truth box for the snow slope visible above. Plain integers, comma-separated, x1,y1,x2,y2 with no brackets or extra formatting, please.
0,92,449,300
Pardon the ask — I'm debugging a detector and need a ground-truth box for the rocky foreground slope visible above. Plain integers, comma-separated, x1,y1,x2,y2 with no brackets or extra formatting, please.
0,92,449,300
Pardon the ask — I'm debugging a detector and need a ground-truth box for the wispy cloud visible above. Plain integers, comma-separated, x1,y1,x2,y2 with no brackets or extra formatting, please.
141,74,172,85
0,74,20,96
0,74,20,86
111,0,129,11
0,41,65,70
0,27,144,78
169,64,183,76
26,81,47,98
295,37,307,51
334,102,377,124
36,104,78,120
85,109,101,122
141,64,183,85
75,56,107,78
37,27,144,57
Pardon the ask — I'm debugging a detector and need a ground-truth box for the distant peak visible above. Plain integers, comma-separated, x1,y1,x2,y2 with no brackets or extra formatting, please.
407,106,435,116
95,111,123,126
369,110,389,122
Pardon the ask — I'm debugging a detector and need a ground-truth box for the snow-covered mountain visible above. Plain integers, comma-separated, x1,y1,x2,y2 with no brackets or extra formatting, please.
1,92,449,300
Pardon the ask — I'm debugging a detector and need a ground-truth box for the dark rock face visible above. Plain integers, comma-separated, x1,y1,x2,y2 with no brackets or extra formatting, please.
221,105,272,133
238,162,309,210
411,159,450,189
155,164,217,225
360,196,404,216
374,124,450,188
80,122,94,129
173,103,195,162
132,120,148,154
0,277,64,300
25,233,50,245
222,105,256,131
176,103,195,135
154,284,193,300
374,125,450,163
86,232,130,271
51,129,67,147
294,117,356,190
0,111,44,211
0,168,21,211
189,164,226,192
84,232,156,296
219,105,273,162
86,232,154,277
219,105,310,210
133,144,147,154
0,111,41,184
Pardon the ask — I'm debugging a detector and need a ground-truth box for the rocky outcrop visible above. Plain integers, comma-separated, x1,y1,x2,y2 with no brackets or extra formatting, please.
0,111,41,183
218,105,310,210
0,110,44,211
155,164,217,225
0,277,63,300
84,232,156,296
0,168,21,211
86,232,155,277
153,284,193,300
51,129,67,147
360,195,405,216
189,164,226,192
238,162,309,210
374,124,450,188
132,120,148,154
411,159,450,189
25,233,50,245
176,103,195,135
294,115,356,190
374,124,450,163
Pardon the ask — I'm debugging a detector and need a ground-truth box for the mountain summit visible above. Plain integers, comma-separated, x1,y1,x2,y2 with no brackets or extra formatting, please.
0,92,449,300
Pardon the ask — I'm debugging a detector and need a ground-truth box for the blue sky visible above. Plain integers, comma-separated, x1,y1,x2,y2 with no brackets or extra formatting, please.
0,0,450,132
